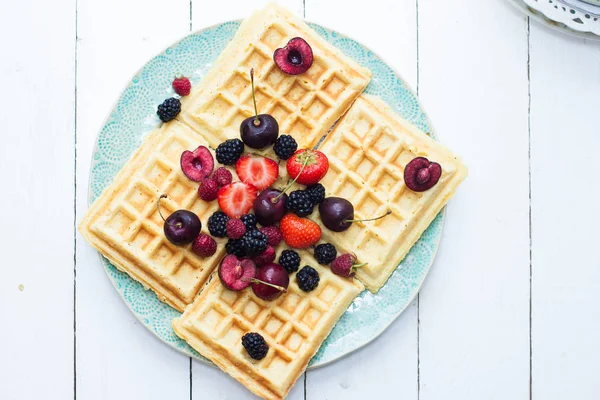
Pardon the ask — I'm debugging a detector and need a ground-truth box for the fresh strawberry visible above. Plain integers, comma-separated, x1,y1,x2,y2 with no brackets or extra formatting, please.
286,149,329,185
217,182,258,218
235,155,279,191
280,213,321,249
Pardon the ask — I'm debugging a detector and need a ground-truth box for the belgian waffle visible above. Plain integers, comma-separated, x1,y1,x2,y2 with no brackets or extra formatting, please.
173,250,364,400
317,94,468,292
177,2,372,150
79,121,227,312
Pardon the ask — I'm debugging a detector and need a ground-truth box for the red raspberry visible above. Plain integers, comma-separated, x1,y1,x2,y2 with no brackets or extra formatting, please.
212,167,232,187
252,246,276,266
192,234,217,257
226,218,246,239
198,178,218,201
330,253,367,278
172,76,191,96
259,225,283,247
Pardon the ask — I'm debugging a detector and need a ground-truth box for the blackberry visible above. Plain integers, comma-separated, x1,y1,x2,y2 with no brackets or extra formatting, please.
241,228,268,255
314,243,337,265
241,332,269,360
306,184,325,204
279,250,301,273
286,190,314,217
273,135,298,160
240,213,257,230
207,211,229,237
156,97,181,122
216,139,244,165
225,238,246,257
296,266,320,292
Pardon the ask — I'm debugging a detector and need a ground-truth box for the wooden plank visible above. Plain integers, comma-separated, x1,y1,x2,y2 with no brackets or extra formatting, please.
304,0,419,398
189,2,304,398
417,1,530,399
75,0,191,399
529,26,600,399
0,0,75,398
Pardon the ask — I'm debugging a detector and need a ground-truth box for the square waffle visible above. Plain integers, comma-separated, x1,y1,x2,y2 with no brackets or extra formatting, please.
177,2,371,150
172,250,364,400
79,121,228,312
317,94,468,292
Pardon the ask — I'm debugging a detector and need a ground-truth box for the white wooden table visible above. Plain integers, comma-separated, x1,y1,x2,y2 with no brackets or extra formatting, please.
2,0,599,398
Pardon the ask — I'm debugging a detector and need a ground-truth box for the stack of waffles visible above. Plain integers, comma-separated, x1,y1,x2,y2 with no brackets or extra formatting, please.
79,3,467,400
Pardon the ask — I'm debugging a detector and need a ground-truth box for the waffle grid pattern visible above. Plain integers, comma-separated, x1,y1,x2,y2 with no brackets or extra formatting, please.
83,121,225,311
318,95,467,292
173,250,364,400
177,4,371,150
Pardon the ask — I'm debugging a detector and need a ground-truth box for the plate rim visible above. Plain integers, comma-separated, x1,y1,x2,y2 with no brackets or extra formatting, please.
86,18,446,369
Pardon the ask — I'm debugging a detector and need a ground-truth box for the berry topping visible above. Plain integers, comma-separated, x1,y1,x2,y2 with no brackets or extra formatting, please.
280,214,321,249
240,213,257,230
319,197,391,232
314,243,337,265
286,149,329,185
242,332,269,360
217,182,258,218
252,245,276,266
226,218,246,239
330,253,367,278
235,154,279,191
157,195,201,246
279,250,301,273
172,76,191,96
198,178,219,201
286,190,314,217
254,188,288,226
296,266,320,292
404,157,442,192
240,69,279,149
225,238,246,257
241,228,268,256
207,211,229,237
259,225,283,247
157,97,181,122
219,255,257,291
306,184,325,204
180,146,214,182
192,234,217,258
274,37,313,75
216,139,244,165
273,135,298,160
212,167,233,187
251,263,289,300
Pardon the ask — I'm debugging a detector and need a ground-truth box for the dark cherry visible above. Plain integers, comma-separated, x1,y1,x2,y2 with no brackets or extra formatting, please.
157,195,201,245
274,37,314,75
319,197,391,232
240,69,279,149
253,188,288,226
404,157,442,192
218,255,257,291
251,263,289,301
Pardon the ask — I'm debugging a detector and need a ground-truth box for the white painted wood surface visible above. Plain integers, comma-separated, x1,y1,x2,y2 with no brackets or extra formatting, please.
1,0,600,399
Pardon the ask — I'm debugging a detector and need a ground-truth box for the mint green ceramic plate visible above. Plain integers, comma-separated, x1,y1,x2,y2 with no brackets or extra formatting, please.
88,20,444,368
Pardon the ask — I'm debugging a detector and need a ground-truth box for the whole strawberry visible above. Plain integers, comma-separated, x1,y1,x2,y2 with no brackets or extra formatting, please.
192,234,217,257
330,253,367,278
259,225,283,247
198,178,219,201
286,149,329,185
280,213,321,249
173,76,191,96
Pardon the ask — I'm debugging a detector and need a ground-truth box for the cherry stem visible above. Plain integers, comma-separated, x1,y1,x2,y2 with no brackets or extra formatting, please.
250,68,259,126
242,277,287,292
272,153,311,203
157,194,168,222
344,210,392,223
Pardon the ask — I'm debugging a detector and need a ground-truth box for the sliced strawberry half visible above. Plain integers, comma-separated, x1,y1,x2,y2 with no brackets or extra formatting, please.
217,182,258,218
235,155,279,191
